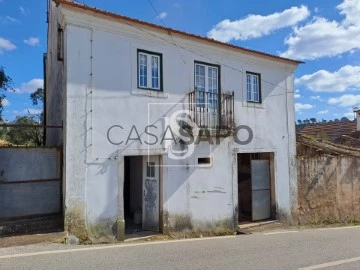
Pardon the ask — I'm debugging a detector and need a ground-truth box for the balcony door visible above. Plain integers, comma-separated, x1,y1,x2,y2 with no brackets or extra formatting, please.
194,62,220,128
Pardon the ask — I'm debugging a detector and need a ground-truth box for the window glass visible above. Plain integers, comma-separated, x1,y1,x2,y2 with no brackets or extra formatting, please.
151,56,159,89
195,64,219,109
208,67,218,109
246,74,251,101
195,64,206,107
146,162,155,177
246,73,261,103
139,54,147,87
138,51,161,90
253,75,259,102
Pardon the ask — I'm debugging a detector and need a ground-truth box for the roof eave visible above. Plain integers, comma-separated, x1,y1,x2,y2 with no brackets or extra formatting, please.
56,0,304,66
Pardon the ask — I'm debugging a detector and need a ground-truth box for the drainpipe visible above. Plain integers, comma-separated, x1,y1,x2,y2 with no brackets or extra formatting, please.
285,71,297,224
43,53,47,146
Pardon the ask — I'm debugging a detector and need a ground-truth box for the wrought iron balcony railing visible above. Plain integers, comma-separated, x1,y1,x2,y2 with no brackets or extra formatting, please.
188,90,234,135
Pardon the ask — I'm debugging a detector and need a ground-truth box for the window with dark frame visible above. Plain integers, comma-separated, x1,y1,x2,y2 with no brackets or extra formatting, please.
137,49,162,91
146,162,155,177
57,25,64,61
246,72,261,103
194,62,220,109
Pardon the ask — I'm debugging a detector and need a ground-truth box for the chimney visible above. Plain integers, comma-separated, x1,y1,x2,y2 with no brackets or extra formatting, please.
354,107,360,131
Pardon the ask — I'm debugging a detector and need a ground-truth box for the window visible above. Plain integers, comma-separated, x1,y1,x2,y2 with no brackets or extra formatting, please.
195,62,219,109
57,25,64,61
146,162,155,177
246,72,261,103
198,157,212,165
138,50,162,91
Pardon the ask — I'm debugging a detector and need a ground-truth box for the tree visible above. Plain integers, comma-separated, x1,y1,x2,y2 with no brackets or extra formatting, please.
30,87,44,124
6,115,42,146
30,88,44,106
0,67,13,119
310,118,317,124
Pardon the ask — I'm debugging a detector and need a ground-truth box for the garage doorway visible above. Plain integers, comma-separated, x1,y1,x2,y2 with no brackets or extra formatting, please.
123,155,161,235
237,153,275,222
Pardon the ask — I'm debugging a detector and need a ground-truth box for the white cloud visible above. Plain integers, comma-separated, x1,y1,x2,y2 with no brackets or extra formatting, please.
328,94,360,107
24,37,39,46
317,110,328,115
281,0,360,60
1,98,10,107
295,65,360,92
294,89,301,99
19,6,28,16
295,103,313,112
14,79,43,94
338,0,360,26
344,110,356,119
310,95,322,101
0,37,16,54
1,16,20,24
207,5,310,42
23,108,43,115
156,12,167,20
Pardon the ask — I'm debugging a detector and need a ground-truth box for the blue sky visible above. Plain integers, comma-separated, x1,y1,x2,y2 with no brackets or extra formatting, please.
0,0,359,122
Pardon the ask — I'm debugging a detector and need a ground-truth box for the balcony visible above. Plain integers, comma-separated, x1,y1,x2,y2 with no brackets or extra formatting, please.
188,90,234,136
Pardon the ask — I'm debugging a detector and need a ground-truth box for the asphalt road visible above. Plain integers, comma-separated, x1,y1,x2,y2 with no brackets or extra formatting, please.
1,226,360,270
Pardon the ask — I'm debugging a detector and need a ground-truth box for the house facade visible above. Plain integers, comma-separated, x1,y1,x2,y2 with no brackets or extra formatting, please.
46,0,301,243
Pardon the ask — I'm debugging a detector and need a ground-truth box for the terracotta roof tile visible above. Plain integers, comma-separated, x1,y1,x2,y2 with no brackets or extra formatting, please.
298,121,357,142
56,0,303,65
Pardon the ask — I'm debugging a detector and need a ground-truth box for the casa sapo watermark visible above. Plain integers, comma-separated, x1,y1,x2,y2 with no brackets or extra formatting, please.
107,124,253,146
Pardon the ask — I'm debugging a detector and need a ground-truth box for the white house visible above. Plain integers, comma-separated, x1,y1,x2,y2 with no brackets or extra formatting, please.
46,0,301,243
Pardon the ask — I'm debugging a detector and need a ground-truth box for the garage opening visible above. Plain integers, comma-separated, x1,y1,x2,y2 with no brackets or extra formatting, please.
237,153,275,222
123,155,161,236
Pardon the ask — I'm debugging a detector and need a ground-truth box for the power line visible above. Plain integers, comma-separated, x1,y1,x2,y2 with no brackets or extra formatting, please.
90,4,350,116
125,18,353,114
145,0,186,64
146,0,165,26
123,11,294,93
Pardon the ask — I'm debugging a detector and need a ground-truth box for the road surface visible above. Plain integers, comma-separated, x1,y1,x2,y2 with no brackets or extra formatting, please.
1,226,360,269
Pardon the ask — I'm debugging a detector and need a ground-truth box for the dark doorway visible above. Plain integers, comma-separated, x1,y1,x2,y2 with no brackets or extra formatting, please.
124,156,143,235
237,153,275,222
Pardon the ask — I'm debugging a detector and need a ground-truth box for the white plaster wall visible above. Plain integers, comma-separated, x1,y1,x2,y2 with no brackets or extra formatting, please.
59,6,298,240
162,139,234,231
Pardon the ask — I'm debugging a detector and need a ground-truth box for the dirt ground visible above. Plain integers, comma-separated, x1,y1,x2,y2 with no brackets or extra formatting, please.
0,232,66,248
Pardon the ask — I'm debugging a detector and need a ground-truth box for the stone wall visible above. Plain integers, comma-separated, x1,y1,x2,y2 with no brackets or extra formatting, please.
297,140,360,225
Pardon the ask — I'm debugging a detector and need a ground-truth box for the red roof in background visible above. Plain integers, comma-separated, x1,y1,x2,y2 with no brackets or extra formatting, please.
56,0,303,66
298,121,357,142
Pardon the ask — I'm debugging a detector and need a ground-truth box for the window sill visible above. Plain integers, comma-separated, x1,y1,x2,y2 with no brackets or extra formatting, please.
131,88,169,99
242,101,265,109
